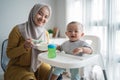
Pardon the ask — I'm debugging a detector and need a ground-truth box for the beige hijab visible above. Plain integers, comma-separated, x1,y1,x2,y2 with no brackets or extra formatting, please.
18,3,51,72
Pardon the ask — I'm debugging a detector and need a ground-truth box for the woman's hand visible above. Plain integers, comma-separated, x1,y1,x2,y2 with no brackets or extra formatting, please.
24,38,32,50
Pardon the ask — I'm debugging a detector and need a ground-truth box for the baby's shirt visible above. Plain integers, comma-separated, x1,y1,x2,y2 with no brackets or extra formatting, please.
61,40,92,56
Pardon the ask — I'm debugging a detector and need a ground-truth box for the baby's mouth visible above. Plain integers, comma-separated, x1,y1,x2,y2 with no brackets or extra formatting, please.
71,36,75,38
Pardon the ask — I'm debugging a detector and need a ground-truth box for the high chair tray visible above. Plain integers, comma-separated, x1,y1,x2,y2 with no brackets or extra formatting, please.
38,52,99,68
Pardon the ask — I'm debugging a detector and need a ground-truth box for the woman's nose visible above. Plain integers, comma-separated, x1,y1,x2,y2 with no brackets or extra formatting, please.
41,16,44,20
41,16,45,21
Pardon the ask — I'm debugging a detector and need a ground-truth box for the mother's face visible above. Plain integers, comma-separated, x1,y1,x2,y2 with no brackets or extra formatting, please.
34,6,50,26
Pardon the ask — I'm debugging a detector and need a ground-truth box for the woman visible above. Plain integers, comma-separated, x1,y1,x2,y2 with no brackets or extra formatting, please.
4,3,52,80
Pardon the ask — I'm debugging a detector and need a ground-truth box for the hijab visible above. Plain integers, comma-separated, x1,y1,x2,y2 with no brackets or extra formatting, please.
18,3,51,72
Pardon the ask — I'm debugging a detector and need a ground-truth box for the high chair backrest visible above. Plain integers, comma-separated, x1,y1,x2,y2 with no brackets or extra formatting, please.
1,39,9,72
82,35,101,54
82,35,107,80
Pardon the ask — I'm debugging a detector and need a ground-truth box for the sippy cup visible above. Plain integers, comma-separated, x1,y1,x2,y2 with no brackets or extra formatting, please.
48,44,56,58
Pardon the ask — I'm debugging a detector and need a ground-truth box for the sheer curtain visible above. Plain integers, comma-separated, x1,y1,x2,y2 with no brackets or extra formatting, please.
66,0,107,62
107,0,120,80
66,0,120,80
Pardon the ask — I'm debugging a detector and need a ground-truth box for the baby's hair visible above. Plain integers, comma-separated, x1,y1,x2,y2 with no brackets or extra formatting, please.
67,21,84,32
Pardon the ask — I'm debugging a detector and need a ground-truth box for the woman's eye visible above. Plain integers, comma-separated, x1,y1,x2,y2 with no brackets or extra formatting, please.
75,31,78,33
38,11,48,19
39,12,42,15
38,11,43,16
45,15,49,19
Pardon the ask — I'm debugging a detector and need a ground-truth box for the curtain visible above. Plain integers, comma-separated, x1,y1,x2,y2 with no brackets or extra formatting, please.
66,0,120,80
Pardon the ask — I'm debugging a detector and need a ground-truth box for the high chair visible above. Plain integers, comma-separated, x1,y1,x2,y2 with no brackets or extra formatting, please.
81,35,107,80
38,35,108,80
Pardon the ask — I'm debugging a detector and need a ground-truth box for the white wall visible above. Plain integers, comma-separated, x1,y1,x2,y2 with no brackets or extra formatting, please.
0,0,35,40
55,0,67,37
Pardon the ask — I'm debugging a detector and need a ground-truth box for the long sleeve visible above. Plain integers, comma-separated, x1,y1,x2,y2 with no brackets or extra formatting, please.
7,26,30,59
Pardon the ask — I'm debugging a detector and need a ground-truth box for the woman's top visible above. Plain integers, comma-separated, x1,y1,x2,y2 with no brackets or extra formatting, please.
7,26,49,69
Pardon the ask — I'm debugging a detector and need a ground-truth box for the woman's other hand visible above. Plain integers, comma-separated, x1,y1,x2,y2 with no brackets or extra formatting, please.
24,38,32,50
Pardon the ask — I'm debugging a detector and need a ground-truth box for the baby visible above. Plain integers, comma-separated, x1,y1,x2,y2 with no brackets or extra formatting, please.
50,21,93,80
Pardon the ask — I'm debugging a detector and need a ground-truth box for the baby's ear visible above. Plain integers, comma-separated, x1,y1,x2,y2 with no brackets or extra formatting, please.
81,33,84,36
65,32,68,36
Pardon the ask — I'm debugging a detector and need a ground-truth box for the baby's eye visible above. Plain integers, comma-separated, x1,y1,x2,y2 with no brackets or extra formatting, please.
75,31,78,32
68,31,72,32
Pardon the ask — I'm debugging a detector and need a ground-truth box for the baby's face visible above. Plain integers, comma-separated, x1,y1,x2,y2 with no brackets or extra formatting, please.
66,24,84,41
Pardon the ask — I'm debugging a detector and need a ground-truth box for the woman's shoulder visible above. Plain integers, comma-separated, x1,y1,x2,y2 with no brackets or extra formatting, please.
9,25,21,38
11,25,19,32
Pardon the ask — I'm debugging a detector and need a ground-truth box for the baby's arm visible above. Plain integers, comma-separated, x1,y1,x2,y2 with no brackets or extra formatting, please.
73,47,92,55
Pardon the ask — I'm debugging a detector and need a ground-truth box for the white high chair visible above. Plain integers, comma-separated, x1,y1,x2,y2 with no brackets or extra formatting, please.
38,35,107,80
81,35,107,80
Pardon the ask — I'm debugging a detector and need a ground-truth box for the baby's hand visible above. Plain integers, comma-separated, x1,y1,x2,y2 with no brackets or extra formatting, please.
56,45,61,51
73,47,83,55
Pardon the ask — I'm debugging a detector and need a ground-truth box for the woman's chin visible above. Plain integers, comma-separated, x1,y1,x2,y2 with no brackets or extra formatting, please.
36,24,43,27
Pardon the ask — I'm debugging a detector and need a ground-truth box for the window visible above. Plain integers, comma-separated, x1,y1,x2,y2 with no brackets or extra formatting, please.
66,0,120,79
